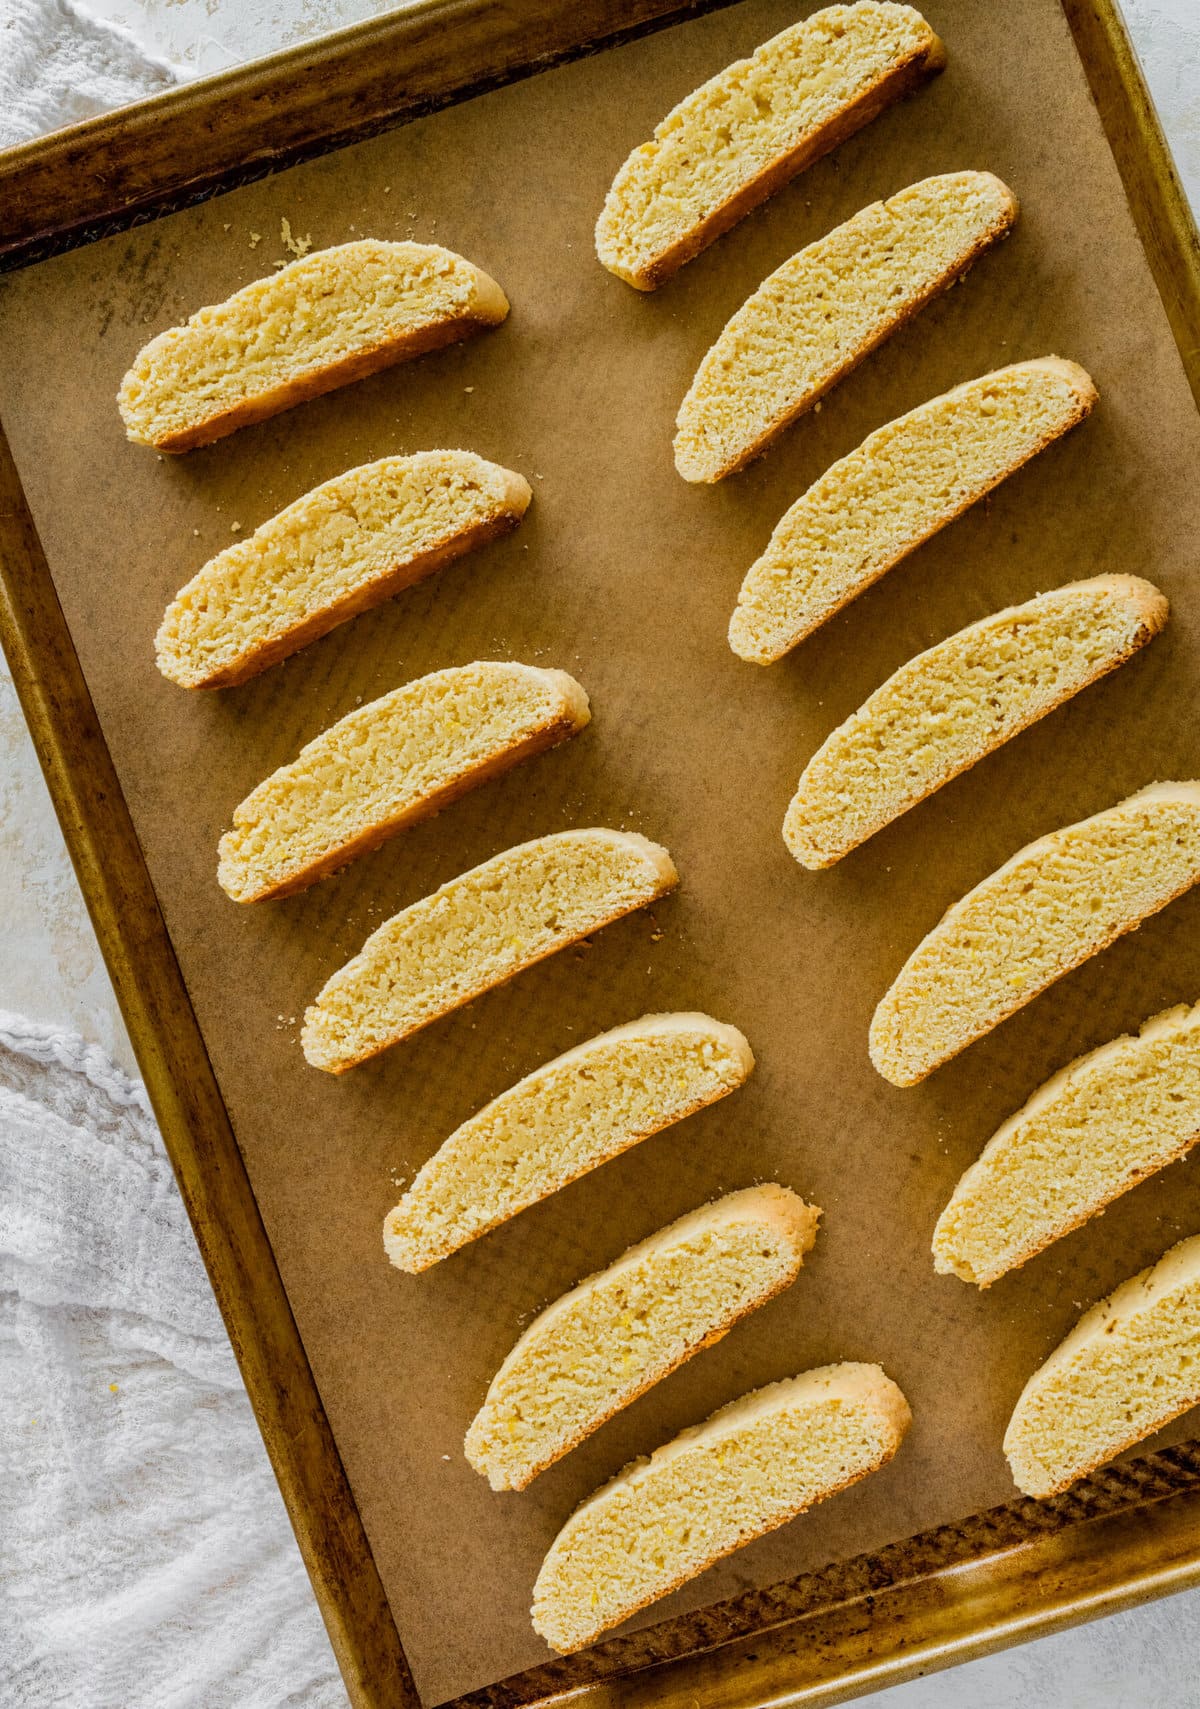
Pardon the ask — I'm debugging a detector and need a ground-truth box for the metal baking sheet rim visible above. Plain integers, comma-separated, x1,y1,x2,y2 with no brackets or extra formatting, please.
2,2,1200,1704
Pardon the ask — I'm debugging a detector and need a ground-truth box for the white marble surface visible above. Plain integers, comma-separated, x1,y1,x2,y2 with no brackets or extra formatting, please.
3,0,1199,1700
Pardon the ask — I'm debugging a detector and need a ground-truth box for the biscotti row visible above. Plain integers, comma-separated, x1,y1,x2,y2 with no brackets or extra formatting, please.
723,355,1150,875
379,1005,910,1651
648,11,1200,1542
120,245,702,1086
428,1129,909,1652
930,1000,1200,1495
724,347,1121,865
119,214,906,1663
883,808,1200,1500
597,9,1022,493
121,250,538,692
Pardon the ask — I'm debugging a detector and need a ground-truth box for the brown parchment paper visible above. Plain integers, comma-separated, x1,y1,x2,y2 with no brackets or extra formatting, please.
3,0,1200,1698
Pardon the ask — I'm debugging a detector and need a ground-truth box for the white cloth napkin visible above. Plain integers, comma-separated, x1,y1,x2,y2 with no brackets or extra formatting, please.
0,0,186,150
0,1012,344,1708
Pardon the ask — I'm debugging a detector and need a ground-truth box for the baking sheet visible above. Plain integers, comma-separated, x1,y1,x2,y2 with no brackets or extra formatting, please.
3,0,1200,1699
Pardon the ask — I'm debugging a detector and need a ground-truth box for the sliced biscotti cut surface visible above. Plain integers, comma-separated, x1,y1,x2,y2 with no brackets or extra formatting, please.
467,1186,819,1491
731,359,1099,663
303,829,678,1073
674,171,1018,482
532,1361,910,1652
785,575,1166,869
1005,1234,1200,1497
870,782,1200,1087
218,663,590,902
157,452,531,689
935,1000,1200,1288
119,240,509,451
596,2,944,290
384,1014,754,1272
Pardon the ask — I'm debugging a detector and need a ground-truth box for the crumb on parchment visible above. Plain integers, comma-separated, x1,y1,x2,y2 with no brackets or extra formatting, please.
281,218,312,258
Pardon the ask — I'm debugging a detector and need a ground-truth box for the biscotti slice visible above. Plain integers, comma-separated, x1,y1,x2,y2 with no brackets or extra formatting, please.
157,452,531,688
384,1014,754,1272
674,171,1018,481
731,360,1099,662
1005,1233,1200,1497
785,575,1166,869
596,3,944,290
870,782,1200,1087
532,1362,910,1652
219,663,590,902
302,829,678,1073
934,1000,1200,1288
467,1186,819,1490
118,241,509,451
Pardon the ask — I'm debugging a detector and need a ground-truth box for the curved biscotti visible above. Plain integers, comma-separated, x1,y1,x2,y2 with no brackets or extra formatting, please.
384,1014,754,1272
119,241,509,451
302,830,678,1073
731,360,1099,663
934,1000,1200,1288
157,452,531,689
466,1186,819,1491
674,171,1018,482
596,2,944,290
785,576,1166,869
532,1362,910,1652
1005,1234,1200,1497
218,663,590,902
870,783,1200,1087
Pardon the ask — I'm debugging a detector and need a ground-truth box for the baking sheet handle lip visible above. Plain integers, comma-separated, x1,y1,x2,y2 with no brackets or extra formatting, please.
0,411,421,1709
0,0,743,275
494,1473,1200,1709
1060,0,1200,409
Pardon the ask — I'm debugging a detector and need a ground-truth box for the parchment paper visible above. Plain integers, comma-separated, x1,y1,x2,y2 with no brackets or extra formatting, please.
3,1,1200,1699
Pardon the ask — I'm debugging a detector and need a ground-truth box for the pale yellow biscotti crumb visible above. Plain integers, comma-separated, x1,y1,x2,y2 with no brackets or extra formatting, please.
870,782,1200,1087
1005,1233,1200,1497
466,1185,819,1489
935,999,1200,1287
532,1361,910,1652
218,663,589,901
118,240,509,451
597,2,944,289
674,171,1018,482
785,573,1166,868
157,451,531,688
384,1013,754,1272
303,829,678,1074
731,359,1099,664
